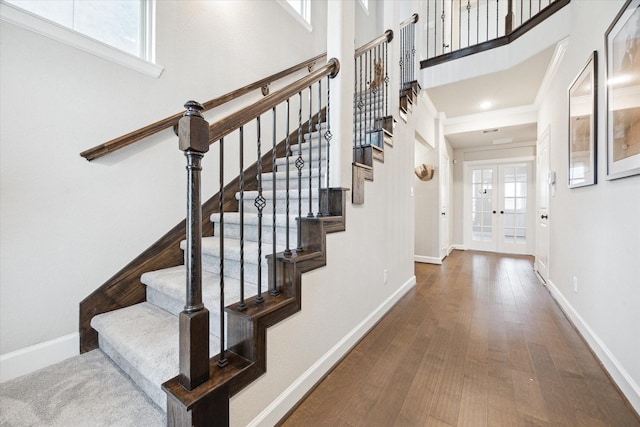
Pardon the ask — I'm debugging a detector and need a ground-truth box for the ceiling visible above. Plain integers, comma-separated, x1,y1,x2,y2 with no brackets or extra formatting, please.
424,45,557,149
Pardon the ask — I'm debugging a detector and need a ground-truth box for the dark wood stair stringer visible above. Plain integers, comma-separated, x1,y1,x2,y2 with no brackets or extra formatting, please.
161,188,348,423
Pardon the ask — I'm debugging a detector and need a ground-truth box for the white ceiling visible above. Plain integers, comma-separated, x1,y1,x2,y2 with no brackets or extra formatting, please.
423,44,558,149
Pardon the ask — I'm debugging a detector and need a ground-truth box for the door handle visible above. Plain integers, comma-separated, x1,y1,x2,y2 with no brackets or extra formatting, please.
541,214,548,219
500,210,504,214
492,210,497,214
441,212,446,216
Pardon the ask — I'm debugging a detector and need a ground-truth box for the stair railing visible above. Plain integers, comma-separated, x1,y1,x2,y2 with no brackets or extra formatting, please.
353,30,393,164
400,14,419,93
79,53,327,161
165,58,339,423
421,0,569,67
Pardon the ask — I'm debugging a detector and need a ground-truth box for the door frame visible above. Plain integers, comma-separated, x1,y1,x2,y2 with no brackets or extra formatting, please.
535,126,551,283
463,156,536,254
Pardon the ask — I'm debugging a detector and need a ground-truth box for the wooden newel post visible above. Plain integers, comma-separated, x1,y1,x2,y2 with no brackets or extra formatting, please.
178,100,210,391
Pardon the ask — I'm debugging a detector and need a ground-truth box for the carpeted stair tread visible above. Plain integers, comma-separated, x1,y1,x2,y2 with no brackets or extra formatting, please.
91,302,219,410
142,266,256,316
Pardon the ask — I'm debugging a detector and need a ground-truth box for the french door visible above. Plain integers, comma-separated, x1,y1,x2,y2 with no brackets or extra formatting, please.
467,161,534,255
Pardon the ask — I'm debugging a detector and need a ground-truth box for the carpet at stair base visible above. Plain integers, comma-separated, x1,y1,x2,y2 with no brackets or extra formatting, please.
0,349,164,427
91,302,219,411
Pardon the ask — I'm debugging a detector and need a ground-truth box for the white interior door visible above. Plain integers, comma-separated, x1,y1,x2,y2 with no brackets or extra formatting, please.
467,161,534,255
440,150,450,258
535,129,551,282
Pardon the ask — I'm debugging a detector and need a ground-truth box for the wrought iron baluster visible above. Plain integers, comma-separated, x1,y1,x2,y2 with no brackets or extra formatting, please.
284,100,292,256
497,0,500,38
359,54,364,149
521,0,523,27
459,0,462,51
255,117,265,304
307,86,313,218
426,0,430,58
238,127,246,311
296,92,304,253
467,0,471,47
218,136,228,367
441,0,446,54
324,76,331,217
353,56,358,157
270,107,279,297
477,0,480,44
384,41,389,117
367,49,371,146
316,80,322,216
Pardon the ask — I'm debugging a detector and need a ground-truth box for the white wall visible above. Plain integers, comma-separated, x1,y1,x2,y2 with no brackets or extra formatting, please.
0,0,328,357
537,0,640,412
1,0,421,422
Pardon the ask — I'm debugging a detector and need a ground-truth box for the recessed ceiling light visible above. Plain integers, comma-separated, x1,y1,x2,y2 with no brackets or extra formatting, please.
480,100,493,109
482,128,499,134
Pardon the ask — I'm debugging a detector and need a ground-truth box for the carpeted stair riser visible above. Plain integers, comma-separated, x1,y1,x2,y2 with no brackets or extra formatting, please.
211,216,298,246
259,169,325,191
238,187,319,215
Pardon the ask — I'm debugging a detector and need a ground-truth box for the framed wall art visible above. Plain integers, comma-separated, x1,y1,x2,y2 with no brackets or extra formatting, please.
605,0,640,180
569,51,598,188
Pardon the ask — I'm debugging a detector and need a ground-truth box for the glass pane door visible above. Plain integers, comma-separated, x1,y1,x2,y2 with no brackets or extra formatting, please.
470,167,496,251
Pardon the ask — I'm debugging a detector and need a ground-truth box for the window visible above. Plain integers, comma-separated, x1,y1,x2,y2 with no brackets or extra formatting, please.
286,0,309,23
278,0,311,30
0,0,161,77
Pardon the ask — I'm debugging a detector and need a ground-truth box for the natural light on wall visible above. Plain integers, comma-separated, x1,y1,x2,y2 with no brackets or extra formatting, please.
0,0,161,77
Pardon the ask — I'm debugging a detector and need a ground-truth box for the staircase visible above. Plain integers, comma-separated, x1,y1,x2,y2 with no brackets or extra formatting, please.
77,20,422,426
89,116,334,413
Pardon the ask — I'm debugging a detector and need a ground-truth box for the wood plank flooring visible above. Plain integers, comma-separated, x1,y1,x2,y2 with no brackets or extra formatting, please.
280,250,640,426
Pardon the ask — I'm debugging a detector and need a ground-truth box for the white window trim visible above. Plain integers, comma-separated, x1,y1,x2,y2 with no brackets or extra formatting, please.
277,0,312,32
0,1,163,78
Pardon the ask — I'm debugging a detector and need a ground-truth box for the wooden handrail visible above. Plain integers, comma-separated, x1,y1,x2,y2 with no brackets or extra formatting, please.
80,52,327,161
400,13,419,29
354,29,394,58
207,58,339,144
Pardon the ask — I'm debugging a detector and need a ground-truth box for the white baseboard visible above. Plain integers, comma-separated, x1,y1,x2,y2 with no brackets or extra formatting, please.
246,275,417,427
546,280,640,414
0,333,79,383
414,255,442,265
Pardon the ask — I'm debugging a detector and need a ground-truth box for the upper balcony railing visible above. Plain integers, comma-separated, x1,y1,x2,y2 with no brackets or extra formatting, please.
421,0,569,67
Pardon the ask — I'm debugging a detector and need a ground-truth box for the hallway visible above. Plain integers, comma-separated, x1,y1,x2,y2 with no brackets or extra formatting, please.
282,251,640,426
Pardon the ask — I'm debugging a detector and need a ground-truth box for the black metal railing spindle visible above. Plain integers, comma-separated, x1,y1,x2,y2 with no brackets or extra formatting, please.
324,76,331,216
255,117,265,304
307,87,313,218
316,80,323,216
284,100,292,256
238,127,246,311
218,136,227,367
270,107,279,297
296,92,304,252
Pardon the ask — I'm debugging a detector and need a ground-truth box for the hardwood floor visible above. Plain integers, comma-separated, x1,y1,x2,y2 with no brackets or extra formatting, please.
280,250,640,427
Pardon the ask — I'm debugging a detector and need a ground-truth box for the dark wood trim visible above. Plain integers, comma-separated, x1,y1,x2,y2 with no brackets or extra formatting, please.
79,108,326,353
355,30,394,58
79,53,327,161
208,59,339,145
420,0,570,69
399,13,419,29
